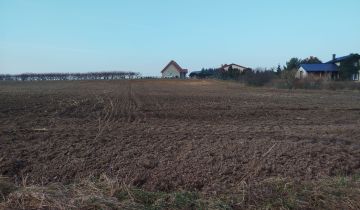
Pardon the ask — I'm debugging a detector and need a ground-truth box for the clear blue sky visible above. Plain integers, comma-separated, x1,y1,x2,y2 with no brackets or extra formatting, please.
1,0,359,76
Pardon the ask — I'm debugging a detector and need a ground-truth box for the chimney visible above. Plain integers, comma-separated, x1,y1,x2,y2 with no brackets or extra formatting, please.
332,54,336,61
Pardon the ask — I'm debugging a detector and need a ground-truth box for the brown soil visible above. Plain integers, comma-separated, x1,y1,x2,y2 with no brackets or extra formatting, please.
1,80,360,194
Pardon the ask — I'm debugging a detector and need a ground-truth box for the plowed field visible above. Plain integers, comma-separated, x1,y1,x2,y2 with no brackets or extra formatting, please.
1,80,360,194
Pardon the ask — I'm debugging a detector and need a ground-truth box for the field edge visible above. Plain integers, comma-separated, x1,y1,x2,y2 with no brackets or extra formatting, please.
1,174,360,210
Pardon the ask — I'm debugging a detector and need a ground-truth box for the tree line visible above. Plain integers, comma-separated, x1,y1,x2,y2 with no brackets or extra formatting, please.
0,71,141,81
192,54,360,84
189,66,277,86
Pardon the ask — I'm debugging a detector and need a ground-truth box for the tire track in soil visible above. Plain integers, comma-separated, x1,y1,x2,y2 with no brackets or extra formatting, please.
129,81,147,123
138,82,170,128
126,81,143,123
90,82,127,140
93,96,115,141
119,82,130,123
126,81,135,123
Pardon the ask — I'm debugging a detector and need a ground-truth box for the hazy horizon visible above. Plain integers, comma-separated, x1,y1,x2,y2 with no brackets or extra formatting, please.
1,0,359,76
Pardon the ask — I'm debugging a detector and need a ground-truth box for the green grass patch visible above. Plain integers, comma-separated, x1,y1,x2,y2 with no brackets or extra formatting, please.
1,175,360,209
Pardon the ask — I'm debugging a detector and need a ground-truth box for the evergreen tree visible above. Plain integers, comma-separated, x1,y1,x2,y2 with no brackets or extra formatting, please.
302,56,322,64
276,64,282,76
339,54,360,80
285,58,302,71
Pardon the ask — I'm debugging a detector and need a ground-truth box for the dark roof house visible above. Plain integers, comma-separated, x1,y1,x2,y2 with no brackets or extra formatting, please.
297,54,360,81
300,64,338,72
326,54,356,64
219,63,250,71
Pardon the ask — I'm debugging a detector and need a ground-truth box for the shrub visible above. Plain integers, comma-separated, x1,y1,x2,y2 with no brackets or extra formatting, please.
276,69,297,89
293,76,323,89
322,81,360,91
242,70,276,87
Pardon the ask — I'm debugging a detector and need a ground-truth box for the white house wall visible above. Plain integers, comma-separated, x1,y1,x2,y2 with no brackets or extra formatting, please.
296,67,308,78
162,64,180,78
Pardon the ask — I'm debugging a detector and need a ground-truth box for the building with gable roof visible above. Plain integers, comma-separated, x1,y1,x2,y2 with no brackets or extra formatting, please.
296,54,360,80
161,60,188,79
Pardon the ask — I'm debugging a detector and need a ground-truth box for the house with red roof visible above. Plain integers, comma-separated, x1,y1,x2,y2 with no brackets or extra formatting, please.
161,60,188,79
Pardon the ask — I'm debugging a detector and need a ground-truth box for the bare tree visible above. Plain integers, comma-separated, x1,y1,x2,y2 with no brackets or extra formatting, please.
0,71,141,81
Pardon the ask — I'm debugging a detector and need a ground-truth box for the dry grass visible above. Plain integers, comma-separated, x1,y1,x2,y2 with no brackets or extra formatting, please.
236,175,360,210
1,174,360,210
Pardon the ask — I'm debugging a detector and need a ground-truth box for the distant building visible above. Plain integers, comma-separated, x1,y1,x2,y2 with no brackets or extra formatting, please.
161,60,188,79
219,63,249,72
189,70,216,79
189,63,251,79
297,63,339,80
296,54,360,81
